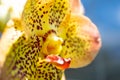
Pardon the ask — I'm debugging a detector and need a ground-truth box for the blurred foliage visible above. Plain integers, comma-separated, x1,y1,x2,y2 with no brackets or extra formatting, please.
0,2,11,33
0,0,27,33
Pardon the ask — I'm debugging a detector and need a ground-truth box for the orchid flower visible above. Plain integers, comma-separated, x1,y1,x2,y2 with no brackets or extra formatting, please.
0,0,101,80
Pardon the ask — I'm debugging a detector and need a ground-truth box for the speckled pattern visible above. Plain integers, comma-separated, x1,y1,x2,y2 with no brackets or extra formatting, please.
59,15,100,68
0,0,101,80
0,0,69,80
22,0,70,37
0,29,63,80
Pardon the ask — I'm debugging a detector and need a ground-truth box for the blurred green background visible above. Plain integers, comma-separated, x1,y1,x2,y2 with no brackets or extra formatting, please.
0,0,120,80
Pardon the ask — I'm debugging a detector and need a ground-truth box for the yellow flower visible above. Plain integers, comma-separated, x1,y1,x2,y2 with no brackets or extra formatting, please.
0,0,101,80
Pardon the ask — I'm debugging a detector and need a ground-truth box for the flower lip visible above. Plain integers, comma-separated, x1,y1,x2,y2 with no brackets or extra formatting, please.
45,55,71,70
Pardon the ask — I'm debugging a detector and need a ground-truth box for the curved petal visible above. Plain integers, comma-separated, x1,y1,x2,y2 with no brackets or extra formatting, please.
60,15,101,68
